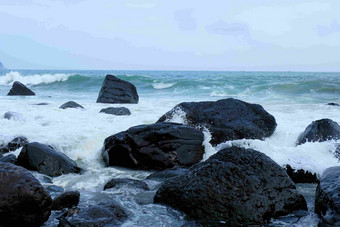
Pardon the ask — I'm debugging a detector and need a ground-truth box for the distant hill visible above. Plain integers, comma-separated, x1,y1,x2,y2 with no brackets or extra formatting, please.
0,62,6,70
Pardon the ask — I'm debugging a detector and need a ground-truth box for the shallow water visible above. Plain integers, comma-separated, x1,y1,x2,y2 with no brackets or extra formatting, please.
1,70,339,226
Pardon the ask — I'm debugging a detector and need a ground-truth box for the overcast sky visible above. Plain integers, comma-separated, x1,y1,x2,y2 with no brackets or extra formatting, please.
1,0,340,71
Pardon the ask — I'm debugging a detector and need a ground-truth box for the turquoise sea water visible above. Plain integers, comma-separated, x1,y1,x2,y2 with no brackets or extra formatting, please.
0,70,339,226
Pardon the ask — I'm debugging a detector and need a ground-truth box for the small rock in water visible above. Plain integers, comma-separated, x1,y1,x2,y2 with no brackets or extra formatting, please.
285,165,318,183
0,162,52,226
58,202,128,227
315,166,340,226
3,111,21,120
97,74,139,104
146,167,189,181
327,102,340,106
104,178,150,191
99,107,131,116
52,191,80,210
17,142,83,177
7,81,35,96
297,118,340,145
59,101,84,109
45,185,65,193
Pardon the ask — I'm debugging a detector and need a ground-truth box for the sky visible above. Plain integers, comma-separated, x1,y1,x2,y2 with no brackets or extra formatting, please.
0,0,340,71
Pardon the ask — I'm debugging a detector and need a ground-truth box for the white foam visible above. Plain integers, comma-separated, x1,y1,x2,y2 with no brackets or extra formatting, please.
0,71,73,86
152,82,176,89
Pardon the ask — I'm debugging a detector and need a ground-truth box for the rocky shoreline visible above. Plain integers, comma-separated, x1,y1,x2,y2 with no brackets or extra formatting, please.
1,75,340,226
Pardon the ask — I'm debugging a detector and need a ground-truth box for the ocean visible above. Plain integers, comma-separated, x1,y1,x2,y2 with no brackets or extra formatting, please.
1,70,340,226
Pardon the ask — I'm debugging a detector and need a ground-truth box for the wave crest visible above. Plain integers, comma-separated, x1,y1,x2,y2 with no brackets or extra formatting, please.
0,71,74,86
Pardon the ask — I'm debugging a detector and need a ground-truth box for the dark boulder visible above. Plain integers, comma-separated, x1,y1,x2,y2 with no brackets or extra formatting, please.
52,191,80,210
327,103,340,106
7,81,35,96
297,119,340,145
0,154,17,164
96,75,139,104
157,98,277,145
100,107,131,116
58,202,128,227
104,178,150,191
285,165,318,183
315,166,340,226
154,147,307,225
0,136,29,154
102,122,204,170
4,111,21,120
59,101,84,109
146,167,189,181
17,142,83,177
0,162,52,226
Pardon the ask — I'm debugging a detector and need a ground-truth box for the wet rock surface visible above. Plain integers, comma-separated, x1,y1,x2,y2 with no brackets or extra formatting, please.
154,147,307,225
99,107,131,116
285,165,318,183
157,98,277,145
0,162,52,226
59,101,84,109
52,191,80,210
17,142,83,177
102,122,204,170
97,75,139,104
7,81,35,96
146,167,189,181
315,166,340,226
104,178,150,191
297,119,340,145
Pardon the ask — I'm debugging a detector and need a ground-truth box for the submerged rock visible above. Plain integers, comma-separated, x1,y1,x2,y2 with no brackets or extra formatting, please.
52,191,80,210
3,111,21,120
102,122,204,170
97,75,139,104
104,178,150,191
315,166,340,226
59,101,84,109
0,154,17,164
7,81,35,96
285,165,318,183
154,147,307,225
99,107,131,116
146,167,189,181
297,119,340,145
58,202,128,227
0,162,52,226
327,103,340,106
157,98,277,145
17,142,83,177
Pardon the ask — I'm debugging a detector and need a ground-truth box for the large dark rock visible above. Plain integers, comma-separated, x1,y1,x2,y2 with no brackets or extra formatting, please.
315,166,340,226
157,98,277,145
17,142,83,177
96,75,139,104
154,147,307,225
285,165,318,183
0,162,52,226
58,202,128,227
100,107,131,116
7,81,35,96
102,122,204,170
52,191,80,210
297,119,340,145
104,178,150,191
59,101,84,109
